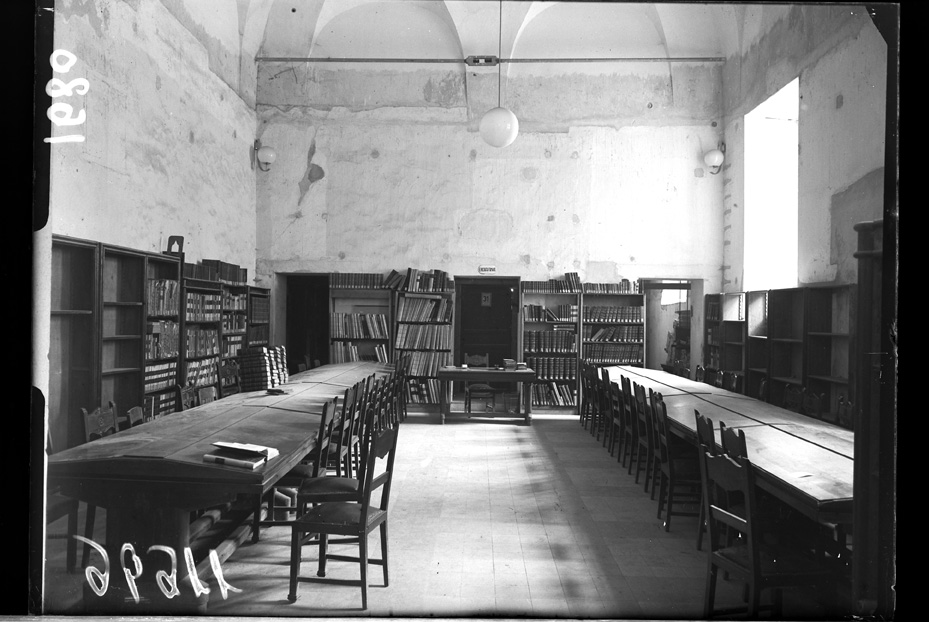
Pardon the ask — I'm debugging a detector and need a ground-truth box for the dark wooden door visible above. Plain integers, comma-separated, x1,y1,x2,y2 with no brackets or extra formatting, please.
454,276,520,367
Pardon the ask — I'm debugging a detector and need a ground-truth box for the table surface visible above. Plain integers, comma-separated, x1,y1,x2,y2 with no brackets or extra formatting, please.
437,366,537,380
606,365,854,524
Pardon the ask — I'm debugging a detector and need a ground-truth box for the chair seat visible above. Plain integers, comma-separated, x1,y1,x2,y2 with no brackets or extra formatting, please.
295,501,387,532
714,543,835,582
298,476,360,503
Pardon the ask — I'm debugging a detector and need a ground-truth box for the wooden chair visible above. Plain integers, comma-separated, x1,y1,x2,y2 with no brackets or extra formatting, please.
594,366,611,444
288,412,400,609
618,375,637,468
606,379,626,461
713,370,725,389
836,395,855,430
701,451,836,618
631,382,655,492
726,372,743,394
757,377,769,402
125,406,144,428
695,365,706,383
801,388,825,420
694,409,717,552
198,386,217,405
652,393,701,532
463,353,498,414
177,384,198,411
719,421,748,459
782,384,803,412
81,401,118,442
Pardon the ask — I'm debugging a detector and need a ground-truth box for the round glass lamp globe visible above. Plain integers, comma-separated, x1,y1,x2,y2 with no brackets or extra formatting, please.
704,149,724,167
479,107,519,148
257,145,278,164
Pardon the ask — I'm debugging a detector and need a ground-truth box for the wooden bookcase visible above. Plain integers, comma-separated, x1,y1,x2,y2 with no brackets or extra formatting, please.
247,286,271,347
328,273,392,364
720,292,746,390
50,236,99,450
703,293,722,373
744,289,769,399
580,281,645,368
767,287,806,404
394,290,453,406
50,236,183,449
219,282,249,397
522,280,581,409
181,277,222,396
804,285,854,415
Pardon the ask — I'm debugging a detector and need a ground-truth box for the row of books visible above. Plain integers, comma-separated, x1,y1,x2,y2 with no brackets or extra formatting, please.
394,323,452,350
239,345,288,391
706,300,722,322
706,326,722,348
223,290,247,311
185,292,222,322
582,280,641,294
397,296,453,322
583,344,644,365
186,326,220,357
390,268,453,293
330,312,390,340
145,321,180,360
223,334,245,358
223,314,247,333
330,342,389,364
143,391,178,419
531,382,576,407
247,324,269,345
201,259,248,285
185,357,218,388
405,350,450,377
144,360,178,393
147,279,180,317
330,272,385,289
526,356,577,381
524,330,577,353
523,304,579,322
582,325,645,343
249,295,271,323
404,378,443,404
522,272,582,294
582,306,643,323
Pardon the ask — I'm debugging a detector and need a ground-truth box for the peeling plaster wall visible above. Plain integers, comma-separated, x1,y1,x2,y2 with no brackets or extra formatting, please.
255,64,726,297
720,6,886,290
49,0,257,268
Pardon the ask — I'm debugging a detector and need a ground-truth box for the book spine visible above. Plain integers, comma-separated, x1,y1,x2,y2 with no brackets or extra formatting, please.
203,454,264,470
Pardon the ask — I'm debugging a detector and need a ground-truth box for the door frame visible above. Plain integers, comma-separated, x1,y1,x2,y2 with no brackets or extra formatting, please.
453,276,522,367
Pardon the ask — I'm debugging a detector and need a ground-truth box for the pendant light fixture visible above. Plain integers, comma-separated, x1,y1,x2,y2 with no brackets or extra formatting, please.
479,0,518,148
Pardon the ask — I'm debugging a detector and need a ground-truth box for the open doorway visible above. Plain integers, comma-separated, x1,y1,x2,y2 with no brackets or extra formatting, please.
642,279,705,379
284,274,329,374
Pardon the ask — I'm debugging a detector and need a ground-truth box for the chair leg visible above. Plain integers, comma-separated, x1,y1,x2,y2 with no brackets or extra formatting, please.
65,504,78,573
663,483,674,532
317,533,329,577
359,534,369,610
380,522,389,587
703,563,718,619
288,527,302,602
656,475,666,519
695,500,705,551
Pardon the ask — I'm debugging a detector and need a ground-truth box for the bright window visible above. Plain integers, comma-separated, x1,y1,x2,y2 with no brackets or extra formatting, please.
743,78,799,290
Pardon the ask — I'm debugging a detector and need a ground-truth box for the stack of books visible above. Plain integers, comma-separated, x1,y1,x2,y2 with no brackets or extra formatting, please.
203,441,279,470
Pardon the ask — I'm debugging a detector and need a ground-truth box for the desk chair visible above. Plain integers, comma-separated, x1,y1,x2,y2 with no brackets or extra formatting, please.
198,386,217,405
836,395,855,430
694,410,717,552
81,401,118,441
125,406,144,428
782,385,803,413
695,365,706,383
463,353,499,414
701,451,835,618
288,412,400,609
652,393,701,532
46,431,96,572
631,383,655,492
177,384,198,411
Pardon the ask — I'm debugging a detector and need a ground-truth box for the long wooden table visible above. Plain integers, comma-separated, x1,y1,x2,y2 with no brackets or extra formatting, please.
604,366,854,526
436,366,537,425
46,361,392,613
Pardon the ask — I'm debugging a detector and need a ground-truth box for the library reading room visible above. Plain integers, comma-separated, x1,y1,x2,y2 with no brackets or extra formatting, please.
32,1,897,619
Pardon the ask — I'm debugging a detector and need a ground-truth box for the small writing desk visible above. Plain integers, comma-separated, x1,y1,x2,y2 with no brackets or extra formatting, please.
436,366,537,425
46,361,391,613
604,365,854,527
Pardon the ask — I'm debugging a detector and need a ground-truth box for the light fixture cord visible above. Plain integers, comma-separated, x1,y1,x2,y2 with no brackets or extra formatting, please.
497,0,502,107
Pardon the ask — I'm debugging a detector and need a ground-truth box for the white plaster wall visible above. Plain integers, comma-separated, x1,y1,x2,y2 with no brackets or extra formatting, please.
49,0,258,268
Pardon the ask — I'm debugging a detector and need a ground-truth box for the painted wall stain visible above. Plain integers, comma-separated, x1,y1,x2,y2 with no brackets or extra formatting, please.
422,73,464,107
546,261,555,270
522,167,538,181
544,150,552,159
572,214,580,225
287,210,303,220
62,0,106,37
835,93,844,109
571,151,579,159
371,149,380,159
694,168,705,178
338,251,346,259
156,75,162,91
469,149,477,162
189,130,195,144
298,138,326,205
520,254,531,265
546,215,555,222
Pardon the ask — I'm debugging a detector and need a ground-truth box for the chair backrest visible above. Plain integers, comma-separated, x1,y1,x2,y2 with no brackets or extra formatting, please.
198,386,217,405
652,392,670,466
783,385,803,412
82,401,118,442
718,421,748,460
126,406,144,427
713,371,724,388
358,416,401,521
702,451,760,564
309,400,337,478
801,388,824,419
695,365,705,383
597,367,612,412
757,378,768,401
837,395,855,430
633,383,652,447
178,384,198,411
726,372,743,394
609,379,623,424
694,409,717,456
621,375,636,437
464,353,490,367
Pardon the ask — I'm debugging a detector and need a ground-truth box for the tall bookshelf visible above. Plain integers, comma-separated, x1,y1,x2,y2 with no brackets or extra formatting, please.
744,290,769,399
181,277,222,396
804,285,853,415
704,293,722,374
394,278,454,406
50,236,99,450
329,273,392,364
143,254,183,418
247,286,271,348
219,282,248,397
522,276,581,409
719,292,747,391
580,280,645,368
767,287,805,405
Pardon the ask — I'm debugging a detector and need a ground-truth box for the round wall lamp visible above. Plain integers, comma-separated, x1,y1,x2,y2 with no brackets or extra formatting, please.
254,140,277,171
704,143,725,175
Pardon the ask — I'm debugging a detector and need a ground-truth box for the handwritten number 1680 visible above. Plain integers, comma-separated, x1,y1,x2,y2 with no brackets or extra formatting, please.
45,49,88,144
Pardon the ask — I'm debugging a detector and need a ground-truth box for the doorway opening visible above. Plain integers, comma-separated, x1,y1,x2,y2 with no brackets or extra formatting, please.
284,274,329,374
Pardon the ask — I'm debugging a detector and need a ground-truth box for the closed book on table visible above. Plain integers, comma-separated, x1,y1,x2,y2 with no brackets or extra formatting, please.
203,448,267,470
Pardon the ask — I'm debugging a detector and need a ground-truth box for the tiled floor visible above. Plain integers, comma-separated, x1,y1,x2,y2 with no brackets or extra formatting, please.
43,408,839,618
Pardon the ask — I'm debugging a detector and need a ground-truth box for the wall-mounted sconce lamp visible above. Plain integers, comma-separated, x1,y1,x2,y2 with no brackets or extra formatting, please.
704,142,726,175
254,140,277,171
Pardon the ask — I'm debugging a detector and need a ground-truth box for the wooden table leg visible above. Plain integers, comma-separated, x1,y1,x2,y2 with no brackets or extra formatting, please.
523,382,532,425
439,379,447,424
